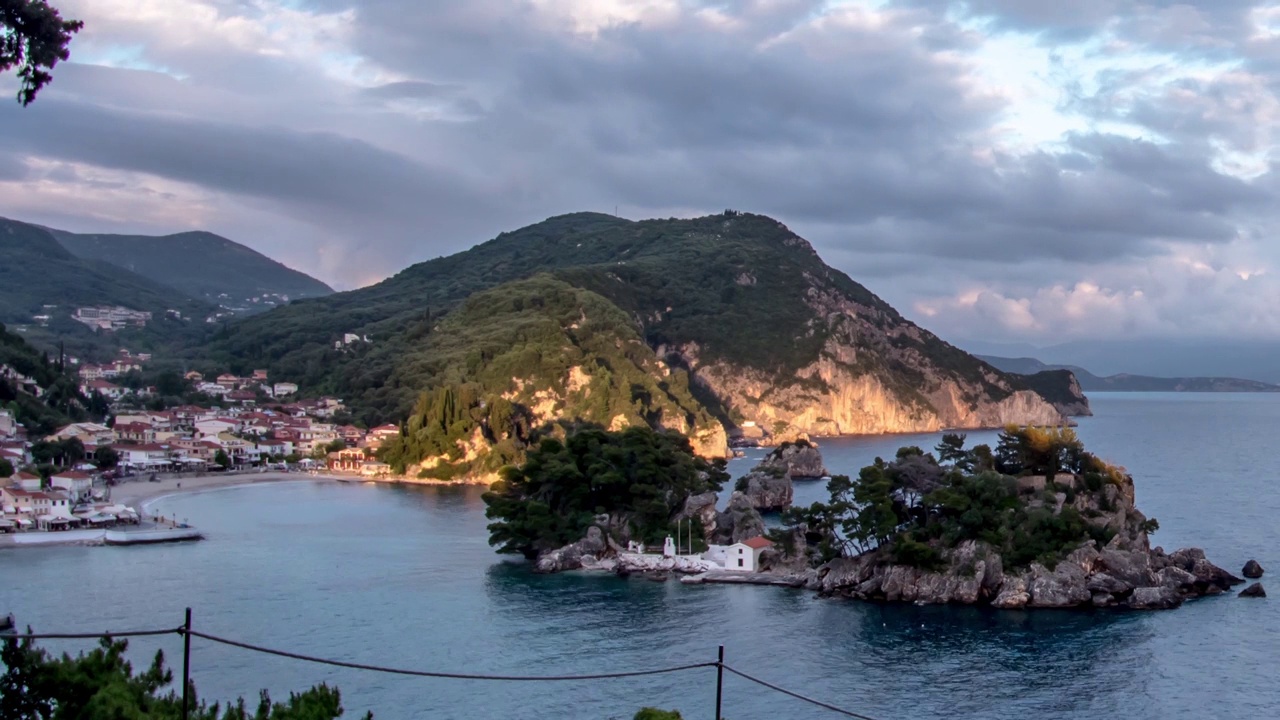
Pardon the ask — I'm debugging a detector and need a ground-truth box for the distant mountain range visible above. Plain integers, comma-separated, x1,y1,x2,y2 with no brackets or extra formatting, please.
0,218,212,326
959,338,1280,385
978,355,1280,393
48,226,332,310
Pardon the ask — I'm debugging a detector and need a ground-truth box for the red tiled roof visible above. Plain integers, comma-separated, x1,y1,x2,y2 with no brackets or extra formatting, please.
740,536,774,550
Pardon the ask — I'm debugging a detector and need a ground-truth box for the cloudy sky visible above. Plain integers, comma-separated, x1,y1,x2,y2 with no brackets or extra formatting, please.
3,0,1280,347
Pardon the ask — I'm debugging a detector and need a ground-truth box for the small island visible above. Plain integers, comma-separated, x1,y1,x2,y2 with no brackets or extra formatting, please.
483,425,1244,609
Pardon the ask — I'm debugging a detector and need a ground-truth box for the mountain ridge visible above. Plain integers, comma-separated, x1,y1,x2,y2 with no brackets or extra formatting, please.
978,355,1280,392
46,224,333,311
192,211,1086,474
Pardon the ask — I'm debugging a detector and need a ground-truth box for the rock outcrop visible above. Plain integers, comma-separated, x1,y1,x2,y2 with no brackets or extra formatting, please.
737,467,793,512
711,492,766,545
1243,559,1265,578
813,541,1241,610
1240,582,1266,598
535,526,608,573
758,441,827,479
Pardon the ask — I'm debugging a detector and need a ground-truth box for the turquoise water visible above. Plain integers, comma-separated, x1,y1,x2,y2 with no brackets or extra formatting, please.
2,393,1277,719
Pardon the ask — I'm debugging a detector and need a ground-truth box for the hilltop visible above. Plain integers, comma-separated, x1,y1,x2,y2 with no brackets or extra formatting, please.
193,211,1085,475
979,355,1280,393
0,218,213,359
48,225,333,312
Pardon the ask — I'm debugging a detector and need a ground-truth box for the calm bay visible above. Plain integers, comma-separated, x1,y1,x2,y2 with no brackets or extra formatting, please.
2,393,1277,719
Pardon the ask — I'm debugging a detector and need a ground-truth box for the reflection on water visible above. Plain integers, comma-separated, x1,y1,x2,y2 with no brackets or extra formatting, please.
2,394,1279,719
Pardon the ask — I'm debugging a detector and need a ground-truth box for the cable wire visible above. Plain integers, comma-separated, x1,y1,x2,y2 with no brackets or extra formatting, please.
4,628,183,641
721,664,884,720
185,629,717,681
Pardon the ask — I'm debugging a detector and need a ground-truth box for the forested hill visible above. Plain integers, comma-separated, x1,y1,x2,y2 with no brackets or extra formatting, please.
0,217,212,335
49,225,333,310
197,211,1077,422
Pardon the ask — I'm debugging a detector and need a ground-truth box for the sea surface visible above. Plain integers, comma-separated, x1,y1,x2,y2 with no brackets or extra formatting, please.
3,393,1277,719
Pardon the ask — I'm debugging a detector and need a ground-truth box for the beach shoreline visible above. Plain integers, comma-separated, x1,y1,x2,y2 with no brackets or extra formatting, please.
111,470,493,511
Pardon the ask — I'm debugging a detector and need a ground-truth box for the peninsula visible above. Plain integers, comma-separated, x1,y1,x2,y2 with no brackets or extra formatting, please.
487,425,1244,610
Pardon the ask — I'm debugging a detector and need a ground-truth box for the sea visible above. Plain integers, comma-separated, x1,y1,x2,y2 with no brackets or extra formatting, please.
2,392,1277,719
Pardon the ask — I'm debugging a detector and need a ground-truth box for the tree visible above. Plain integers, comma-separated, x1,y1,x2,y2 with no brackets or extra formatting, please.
483,426,727,558
92,445,118,470
1,0,84,105
0,457,12,478
214,449,231,469
0,634,370,719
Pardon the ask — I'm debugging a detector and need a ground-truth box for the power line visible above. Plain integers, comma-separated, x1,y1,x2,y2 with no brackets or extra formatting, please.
186,629,718,682
5,628,182,640
722,664,884,720
5,622,889,719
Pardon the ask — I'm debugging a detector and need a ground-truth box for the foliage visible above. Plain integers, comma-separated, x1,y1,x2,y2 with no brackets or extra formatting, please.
0,457,12,477
634,710,684,720
483,426,727,558
0,0,82,106
0,634,370,720
785,428,1138,571
92,446,118,470
30,436,82,466
214,449,231,469
376,275,719,475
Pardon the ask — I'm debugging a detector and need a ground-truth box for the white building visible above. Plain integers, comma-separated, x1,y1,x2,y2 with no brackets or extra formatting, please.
272,382,299,397
50,470,94,501
724,536,774,572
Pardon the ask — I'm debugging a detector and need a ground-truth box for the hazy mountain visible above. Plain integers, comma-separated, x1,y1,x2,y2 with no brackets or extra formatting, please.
978,355,1280,392
956,338,1280,384
48,225,333,312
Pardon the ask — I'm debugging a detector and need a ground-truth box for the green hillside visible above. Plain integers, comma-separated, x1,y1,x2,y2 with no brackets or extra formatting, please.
0,219,213,359
378,274,720,478
198,212,1026,420
49,225,333,309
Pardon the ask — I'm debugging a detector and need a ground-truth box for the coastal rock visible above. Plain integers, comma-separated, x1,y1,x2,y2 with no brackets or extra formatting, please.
1243,559,1265,578
1239,582,1266,598
1128,586,1183,610
991,576,1030,609
758,441,828,479
711,492,767,545
737,468,793,511
535,526,607,573
1026,562,1092,608
679,492,720,538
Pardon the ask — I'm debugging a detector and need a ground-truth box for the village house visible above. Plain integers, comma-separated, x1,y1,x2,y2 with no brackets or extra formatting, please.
0,409,16,439
215,374,241,390
2,487,75,526
184,370,204,382
251,369,268,381
724,536,774,572
0,446,26,467
328,447,368,471
367,424,400,447
195,418,238,437
113,421,157,444
52,422,115,447
272,382,299,397
337,425,364,444
10,471,42,491
80,378,125,400
50,470,94,501
121,444,176,470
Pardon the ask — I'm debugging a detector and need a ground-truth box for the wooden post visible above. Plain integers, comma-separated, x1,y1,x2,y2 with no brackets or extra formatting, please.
714,645,724,720
181,607,192,720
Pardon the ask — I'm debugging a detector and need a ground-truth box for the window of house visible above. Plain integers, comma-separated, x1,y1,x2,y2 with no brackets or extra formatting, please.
738,559,744,567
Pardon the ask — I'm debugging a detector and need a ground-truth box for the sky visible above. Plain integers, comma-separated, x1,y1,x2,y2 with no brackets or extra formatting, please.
3,0,1280,347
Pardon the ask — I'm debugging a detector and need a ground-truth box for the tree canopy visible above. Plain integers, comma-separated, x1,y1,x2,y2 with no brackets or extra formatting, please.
483,426,727,558
784,427,1138,571
1,0,82,105
0,634,370,720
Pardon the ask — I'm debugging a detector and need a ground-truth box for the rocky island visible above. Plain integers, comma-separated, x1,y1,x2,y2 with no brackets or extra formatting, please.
486,425,1243,610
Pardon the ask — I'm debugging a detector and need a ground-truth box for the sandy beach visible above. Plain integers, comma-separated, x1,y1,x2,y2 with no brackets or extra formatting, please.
110,471,329,511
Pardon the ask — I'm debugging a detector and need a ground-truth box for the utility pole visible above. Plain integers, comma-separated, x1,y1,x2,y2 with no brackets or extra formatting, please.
714,645,724,720
181,608,192,720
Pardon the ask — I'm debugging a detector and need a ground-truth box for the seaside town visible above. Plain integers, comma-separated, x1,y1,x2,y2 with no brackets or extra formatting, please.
1,347,398,543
